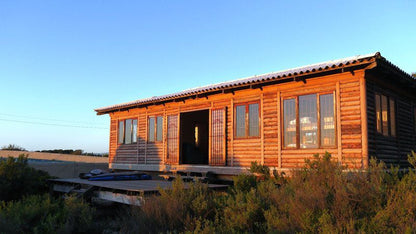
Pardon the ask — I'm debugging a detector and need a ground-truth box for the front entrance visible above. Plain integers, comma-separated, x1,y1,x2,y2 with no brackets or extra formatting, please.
180,110,209,164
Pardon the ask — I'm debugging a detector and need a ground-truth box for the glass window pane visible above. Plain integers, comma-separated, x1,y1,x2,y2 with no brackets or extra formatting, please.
320,94,335,146
235,105,246,137
125,119,132,144
375,94,381,133
248,103,259,137
299,94,317,148
157,116,163,141
148,117,155,142
132,119,138,143
284,99,296,147
118,121,124,144
389,99,396,137
381,95,388,136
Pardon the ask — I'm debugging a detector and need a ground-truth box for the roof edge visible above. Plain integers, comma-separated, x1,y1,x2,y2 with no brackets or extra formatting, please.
96,52,386,115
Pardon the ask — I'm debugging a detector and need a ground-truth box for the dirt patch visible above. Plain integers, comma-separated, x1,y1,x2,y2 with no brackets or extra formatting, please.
0,150,108,163
0,150,109,178
29,161,109,178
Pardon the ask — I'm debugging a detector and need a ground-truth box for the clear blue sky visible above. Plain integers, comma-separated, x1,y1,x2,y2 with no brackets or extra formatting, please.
0,1,415,153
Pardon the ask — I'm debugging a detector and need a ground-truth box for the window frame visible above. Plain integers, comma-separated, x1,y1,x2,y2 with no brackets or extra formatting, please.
117,118,138,145
282,91,337,149
374,93,396,137
234,101,261,139
148,115,164,142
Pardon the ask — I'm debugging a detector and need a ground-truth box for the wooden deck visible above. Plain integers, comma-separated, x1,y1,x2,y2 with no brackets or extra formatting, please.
51,178,228,194
50,178,228,206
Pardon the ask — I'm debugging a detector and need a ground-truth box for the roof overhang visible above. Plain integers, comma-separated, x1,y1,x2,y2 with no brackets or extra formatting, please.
95,52,415,115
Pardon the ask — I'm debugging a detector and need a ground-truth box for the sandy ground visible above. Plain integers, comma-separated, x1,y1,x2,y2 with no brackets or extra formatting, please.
29,161,109,178
0,150,108,163
0,150,109,178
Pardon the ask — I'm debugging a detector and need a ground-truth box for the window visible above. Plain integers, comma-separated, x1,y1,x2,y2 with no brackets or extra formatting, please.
118,119,137,144
283,93,335,148
299,94,318,148
375,94,396,137
157,116,163,141
235,103,260,138
118,121,124,144
320,94,335,146
148,116,163,142
283,99,296,147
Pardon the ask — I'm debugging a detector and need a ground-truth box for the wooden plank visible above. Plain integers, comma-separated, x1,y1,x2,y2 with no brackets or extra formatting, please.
260,93,264,165
145,110,148,164
51,178,227,195
230,98,234,167
336,82,342,162
136,116,139,164
177,107,180,164
163,108,166,164
208,102,212,165
223,106,227,165
277,91,282,168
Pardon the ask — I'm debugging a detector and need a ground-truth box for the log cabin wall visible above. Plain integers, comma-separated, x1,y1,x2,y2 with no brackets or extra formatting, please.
366,72,416,167
107,69,370,172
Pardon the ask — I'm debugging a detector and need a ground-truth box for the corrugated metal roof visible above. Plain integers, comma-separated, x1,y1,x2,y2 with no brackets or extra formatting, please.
95,52,413,114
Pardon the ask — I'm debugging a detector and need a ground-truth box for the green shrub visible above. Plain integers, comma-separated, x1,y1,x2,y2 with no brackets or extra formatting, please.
0,194,96,234
0,154,51,201
249,161,270,175
1,144,26,151
119,179,217,233
367,151,416,233
117,151,416,233
232,173,257,193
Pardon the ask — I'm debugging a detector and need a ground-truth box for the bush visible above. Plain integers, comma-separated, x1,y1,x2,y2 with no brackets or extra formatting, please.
0,154,51,201
99,151,416,232
1,144,26,151
0,194,96,234
119,179,217,233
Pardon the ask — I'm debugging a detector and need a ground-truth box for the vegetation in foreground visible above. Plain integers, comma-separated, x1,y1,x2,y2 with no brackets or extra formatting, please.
0,155,50,202
0,155,102,234
2,152,416,233
120,151,416,233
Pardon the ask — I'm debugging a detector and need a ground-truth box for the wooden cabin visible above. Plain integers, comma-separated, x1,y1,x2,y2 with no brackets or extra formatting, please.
95,52,416,175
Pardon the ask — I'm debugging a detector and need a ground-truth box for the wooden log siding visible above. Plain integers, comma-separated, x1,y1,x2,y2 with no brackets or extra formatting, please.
107,68,416,173
339,78,364,168
366,75,416,168
231,94,262,167
263,92,279,166
109,73,366,169
137,112,146,164
109,118,117,163
112,115,141,164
